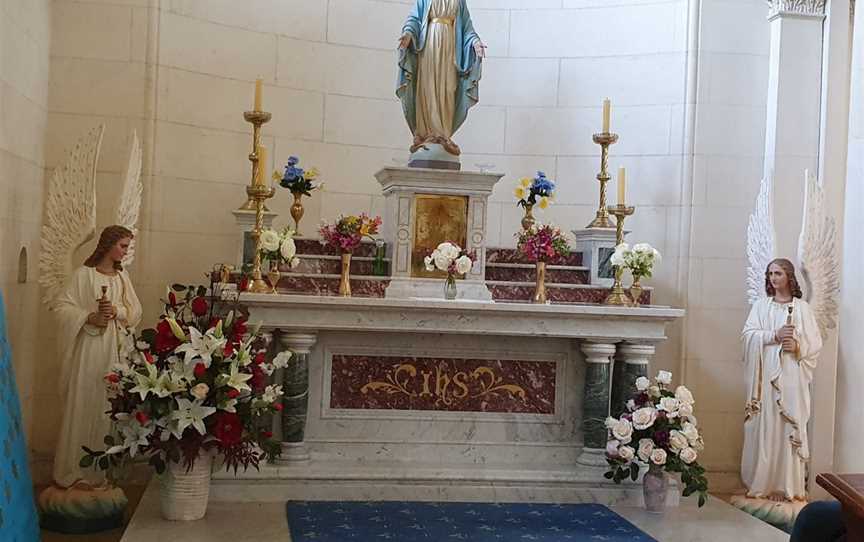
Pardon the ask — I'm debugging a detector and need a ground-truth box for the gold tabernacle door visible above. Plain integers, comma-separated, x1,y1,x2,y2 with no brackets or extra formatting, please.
411,194,468,278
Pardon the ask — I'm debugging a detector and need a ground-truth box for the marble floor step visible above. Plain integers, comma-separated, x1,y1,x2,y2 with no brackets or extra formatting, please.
485,262,590,284
487,281,650,305
487,247,584,267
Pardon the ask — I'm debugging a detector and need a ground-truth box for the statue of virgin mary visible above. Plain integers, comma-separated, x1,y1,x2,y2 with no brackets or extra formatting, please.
397,0,484,169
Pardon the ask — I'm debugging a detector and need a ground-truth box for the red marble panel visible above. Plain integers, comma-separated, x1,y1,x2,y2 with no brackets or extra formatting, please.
486,248,583,267
330,355,557,414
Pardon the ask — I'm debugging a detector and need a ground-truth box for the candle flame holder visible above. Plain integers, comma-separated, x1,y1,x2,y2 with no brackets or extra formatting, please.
587,132,619,229
604,204,635,306
238,110,273,212
247,183,276,294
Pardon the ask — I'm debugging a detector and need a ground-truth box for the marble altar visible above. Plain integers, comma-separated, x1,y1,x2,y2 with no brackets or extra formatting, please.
210,294,684,505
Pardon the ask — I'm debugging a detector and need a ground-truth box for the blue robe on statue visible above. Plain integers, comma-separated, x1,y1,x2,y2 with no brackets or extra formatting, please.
0,291,40,541
397,0,482,139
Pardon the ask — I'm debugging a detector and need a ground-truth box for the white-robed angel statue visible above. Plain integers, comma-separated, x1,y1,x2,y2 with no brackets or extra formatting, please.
732,171,840,528
37,125,144,533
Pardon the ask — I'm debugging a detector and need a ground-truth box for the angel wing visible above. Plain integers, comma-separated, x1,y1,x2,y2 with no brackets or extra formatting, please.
797,170,840,339
115,130,143,267
746,175,777,305
39,125,105,306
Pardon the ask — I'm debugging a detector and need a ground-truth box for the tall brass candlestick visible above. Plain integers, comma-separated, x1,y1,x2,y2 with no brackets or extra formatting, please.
238,110,273,211
604,204,635,306
587,132,620,229
247,183,276,294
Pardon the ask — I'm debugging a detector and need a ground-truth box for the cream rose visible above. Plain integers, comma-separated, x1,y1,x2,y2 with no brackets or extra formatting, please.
638,438,655,461
605,416,619,430
679,447,698,464
631,407,658,430
280,237,297,261
650,448,668,465
657,370,673,386
424,255,436,271
675,385,695,405
190,383,209,401
619,446,635,461
611,419,633,444
260,229,280,252
648,385,661,398
635,376,650,391
669,430,688,452
658,397,680,417
681,421,700,444
433,253,450,272
678,403,694,418
606,439,621,457
455,255,472,275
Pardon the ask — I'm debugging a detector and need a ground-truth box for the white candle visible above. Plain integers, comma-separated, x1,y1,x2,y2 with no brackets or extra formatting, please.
618,166,626,205
254,78,263,111
602,98,611,133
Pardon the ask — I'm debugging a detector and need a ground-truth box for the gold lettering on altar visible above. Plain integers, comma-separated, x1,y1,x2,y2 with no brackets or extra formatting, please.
360,363,528,405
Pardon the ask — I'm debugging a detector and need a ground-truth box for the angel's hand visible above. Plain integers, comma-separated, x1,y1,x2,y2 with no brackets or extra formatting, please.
98,299,117,320
781,338,798,354
88,311,109,328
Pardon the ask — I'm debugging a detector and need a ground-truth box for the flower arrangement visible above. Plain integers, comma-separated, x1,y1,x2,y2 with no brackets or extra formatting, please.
515,224,571,263
610,242,661,278
80,284,289,475
259,226,301,269
605,371,709,507
276,156,322,196
319,213,382,254
515,171,556,210
424,241,474,276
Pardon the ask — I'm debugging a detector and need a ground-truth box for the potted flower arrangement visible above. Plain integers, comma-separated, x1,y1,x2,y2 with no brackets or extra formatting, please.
423,241,474,300
514,171,555,230
610,242,661,306
258,226,301,293
276,155,323,234
318,213,382,297
605,370,708,512
80,285,290,521
515,224,571,304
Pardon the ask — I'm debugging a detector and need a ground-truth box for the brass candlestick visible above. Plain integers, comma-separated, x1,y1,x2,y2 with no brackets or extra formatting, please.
247,183,276,294
238,110,273,211
604,204,635,306
587,132,620,229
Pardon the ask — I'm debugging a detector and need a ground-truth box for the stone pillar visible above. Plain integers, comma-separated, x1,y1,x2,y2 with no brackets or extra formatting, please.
277,332,317,463
612,344,655,418
577,342,616,467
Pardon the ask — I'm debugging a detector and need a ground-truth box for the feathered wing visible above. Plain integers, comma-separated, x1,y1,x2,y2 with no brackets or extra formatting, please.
116,130,143,267
39,125,105,306
797,170,840,340
746,175,777,305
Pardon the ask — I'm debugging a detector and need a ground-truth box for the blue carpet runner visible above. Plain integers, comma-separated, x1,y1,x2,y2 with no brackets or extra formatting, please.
286,501,657,541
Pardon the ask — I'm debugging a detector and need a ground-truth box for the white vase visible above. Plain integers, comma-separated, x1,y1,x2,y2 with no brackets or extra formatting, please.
159,454,212,521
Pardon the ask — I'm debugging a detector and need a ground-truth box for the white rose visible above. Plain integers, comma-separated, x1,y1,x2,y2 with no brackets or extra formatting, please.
635,376,650,391
606,439,621,457
280,237,297,260
679,447,698,464
611,419,633,444
434,253,451,272
650,448,668,466
190,383,209,400
657,370,673,386
260,229,280,252
610,251,625,267
626,399,636,412
455,255,472,275
658,397,680,417
678,403,694,418
648,385,661,398
637,438,655,461
675,385,694,405
681,422,700,444
438,242,460,261
605,416,618,430
669,430,688,452
424,256,435,271
631,407,658,430
290,257,300,268
633,243,651,254
618,446,635,461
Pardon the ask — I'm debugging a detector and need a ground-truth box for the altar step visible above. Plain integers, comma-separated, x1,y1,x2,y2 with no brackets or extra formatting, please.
209,460,679,507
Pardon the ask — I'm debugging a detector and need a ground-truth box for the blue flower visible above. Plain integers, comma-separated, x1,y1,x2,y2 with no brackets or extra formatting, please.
287,156,299,167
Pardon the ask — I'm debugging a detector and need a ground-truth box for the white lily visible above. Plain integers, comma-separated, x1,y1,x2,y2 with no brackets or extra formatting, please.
129,363,171,401
222,361,253,393
169,397,216,437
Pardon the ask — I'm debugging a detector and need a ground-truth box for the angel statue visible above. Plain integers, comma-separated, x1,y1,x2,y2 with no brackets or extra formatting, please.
731,171,840,530
37,125,144,534
397,0,485,170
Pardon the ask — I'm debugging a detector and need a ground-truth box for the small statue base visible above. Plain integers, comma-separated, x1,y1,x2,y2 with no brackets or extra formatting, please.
408,142,461,171
38,484,128,534
730,494,807,533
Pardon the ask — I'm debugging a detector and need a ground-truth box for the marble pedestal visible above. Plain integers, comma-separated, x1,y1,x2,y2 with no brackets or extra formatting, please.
232,208,276,265
572,227,624,287
216,294,684,504
375,167,503,301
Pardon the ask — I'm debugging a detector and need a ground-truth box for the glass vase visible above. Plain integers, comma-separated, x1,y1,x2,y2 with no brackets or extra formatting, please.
643,463,668,513
339,253,352,297
444,273,457,300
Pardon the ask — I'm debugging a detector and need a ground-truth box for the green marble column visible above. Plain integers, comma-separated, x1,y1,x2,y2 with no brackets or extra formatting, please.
278,333,317,463
577,342,616,466
613,344,655,417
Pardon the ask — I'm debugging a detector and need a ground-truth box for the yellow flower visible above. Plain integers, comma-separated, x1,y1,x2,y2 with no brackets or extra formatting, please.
538,196,550,209
360,224,370,236
305,167,319,180
520,177,531,188
272,171,281,181
515,187,526,200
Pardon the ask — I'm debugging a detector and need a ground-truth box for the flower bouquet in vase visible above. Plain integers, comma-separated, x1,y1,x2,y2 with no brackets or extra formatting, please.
423,241,474,300
605,370,708,512
276,155,323,235
258,226,301,293
610,242,661,306
81,285,289,520
319,213,382,297
515,171,555,230
515,224,571,304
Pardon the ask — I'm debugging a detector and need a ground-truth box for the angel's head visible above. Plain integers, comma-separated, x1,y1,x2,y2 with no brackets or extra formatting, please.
765,258,802,299
84,225,134,271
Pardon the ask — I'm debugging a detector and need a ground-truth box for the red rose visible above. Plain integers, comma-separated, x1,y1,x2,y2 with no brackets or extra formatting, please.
223,342,235,357
144,351,154,364
250,365,267,393
212,412,243,446
254,352,266,365
191,296,208,317
169,291,177,306
238,277,249,292
135,411,149,425
227,389,240,399
273,403,283,412
194,363,207,378
155,319,181,353
104,373,120,384
261,431,273,439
